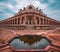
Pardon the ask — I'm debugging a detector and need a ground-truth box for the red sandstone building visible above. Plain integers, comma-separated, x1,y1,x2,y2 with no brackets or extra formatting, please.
0,5,60,52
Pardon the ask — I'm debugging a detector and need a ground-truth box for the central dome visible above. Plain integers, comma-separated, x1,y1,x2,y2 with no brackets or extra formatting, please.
26,4,35,9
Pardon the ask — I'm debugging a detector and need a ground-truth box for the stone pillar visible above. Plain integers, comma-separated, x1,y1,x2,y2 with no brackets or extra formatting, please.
41,18,42,25
28,17,29,25
36,17,39,25
43,18,44,25
24,17,25,25
47,19,48,25
20,17,22,24
38,18,39,25
17,18,18,25
21,17,23,24
11,20,12,24
25,15,27,24
11,20,13,25
15,18,17,24
46,19,47,25
18,18,19,25
39,18,41,25
18,17,20,25
44,18,45,25
13,19,14,24
31,17,34,25
49,21,51,25
33,16,35,25
36,17,38,25
14,19,15,25
45,19,48,25
16,19,17,25
31,18,32,25
44,18,47,25
25,16,28,25
41,18,43,25
48,19,49,25
34,16,37,25
21,17,24,24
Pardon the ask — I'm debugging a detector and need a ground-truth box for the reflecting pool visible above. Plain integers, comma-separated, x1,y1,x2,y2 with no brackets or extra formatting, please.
10,38,50,49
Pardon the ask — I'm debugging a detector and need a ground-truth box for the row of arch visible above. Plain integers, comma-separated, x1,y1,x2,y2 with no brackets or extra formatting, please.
1,16,59,26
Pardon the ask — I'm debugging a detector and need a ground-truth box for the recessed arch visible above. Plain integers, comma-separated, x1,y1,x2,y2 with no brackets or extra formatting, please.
21,17,25,24
36,17,39,24
18,18,20,24
41,18,43,25
15,19,17,24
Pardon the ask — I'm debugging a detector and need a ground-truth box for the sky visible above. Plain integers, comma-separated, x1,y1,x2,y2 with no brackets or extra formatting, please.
0,0,60,21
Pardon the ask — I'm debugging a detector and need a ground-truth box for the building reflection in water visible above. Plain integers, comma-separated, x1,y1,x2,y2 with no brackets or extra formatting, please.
10,38,50,49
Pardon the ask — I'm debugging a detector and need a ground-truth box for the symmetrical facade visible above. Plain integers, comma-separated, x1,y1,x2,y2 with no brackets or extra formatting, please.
0,5,60,52
0,5,60,30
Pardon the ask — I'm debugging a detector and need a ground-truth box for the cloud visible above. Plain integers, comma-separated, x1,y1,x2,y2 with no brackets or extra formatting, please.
48,10,60,21
43,9,60,21
0,2,13,11
30,0,48,9
1,0,48,13
0,0,48,13
0,0,60,21
0,12,13,21
48,0,56,4
7,3,14,9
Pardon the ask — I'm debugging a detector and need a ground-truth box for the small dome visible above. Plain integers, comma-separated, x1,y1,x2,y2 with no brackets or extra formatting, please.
26,4,35,9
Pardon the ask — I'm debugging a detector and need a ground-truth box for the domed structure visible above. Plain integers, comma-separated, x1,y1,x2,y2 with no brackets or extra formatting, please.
25,4,35,9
